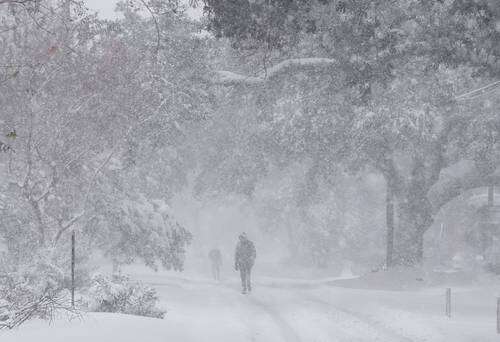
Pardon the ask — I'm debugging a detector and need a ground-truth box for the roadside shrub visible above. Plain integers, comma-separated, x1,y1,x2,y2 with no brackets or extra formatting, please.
0,251,77,330
86,274,165,319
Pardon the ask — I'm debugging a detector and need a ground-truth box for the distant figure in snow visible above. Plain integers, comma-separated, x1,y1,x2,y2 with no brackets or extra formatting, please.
234,233,256,294
209,248,223,281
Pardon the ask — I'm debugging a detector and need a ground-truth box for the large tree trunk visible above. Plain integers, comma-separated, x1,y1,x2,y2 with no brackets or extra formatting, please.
384,158,500,267
393,207,424,265
392,193,433,266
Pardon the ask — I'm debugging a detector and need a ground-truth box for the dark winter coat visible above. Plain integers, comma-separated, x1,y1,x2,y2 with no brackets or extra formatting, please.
235,238,256,270
209,249,222,266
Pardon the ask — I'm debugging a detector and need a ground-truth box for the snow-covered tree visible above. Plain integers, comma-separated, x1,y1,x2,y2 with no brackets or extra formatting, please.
0,0,209,270
200,0,500,266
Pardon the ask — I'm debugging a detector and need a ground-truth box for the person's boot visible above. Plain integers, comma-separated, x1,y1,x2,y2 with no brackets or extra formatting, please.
242,287,247,294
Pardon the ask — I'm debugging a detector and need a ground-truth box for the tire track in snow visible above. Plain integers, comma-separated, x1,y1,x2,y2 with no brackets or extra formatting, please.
304,294,415,342
218,282,302,342
244,295,302,342
150,275,412,341
150,278,302,342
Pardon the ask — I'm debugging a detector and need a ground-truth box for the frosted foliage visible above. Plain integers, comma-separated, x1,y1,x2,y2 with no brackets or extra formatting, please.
85,274,165,319
0,250,76,330
1,0,500,339
0,0,202,268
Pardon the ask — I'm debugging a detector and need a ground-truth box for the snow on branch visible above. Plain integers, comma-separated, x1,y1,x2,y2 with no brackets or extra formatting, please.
214,70,263,86
213,58,337,86
0,0,36,4
455,80,500,101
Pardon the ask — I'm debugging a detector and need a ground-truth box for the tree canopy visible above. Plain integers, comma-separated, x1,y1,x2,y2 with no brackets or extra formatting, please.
198,0,500,265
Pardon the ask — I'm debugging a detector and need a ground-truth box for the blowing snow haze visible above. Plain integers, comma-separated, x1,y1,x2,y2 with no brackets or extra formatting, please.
1,1,500,341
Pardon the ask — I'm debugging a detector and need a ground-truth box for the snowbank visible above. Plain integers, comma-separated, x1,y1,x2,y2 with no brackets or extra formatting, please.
3,268,500,341
329,267,483,290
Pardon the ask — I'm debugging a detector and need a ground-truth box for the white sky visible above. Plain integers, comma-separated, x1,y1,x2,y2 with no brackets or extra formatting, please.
84,0,203,20
84,0,119,19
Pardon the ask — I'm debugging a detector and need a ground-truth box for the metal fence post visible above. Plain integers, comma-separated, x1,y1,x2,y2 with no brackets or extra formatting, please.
71,231,75,308
445,288,451,318
497,297,500,334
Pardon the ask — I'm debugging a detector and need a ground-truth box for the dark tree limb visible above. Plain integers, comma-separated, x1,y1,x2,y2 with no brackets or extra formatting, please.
428,161,500,214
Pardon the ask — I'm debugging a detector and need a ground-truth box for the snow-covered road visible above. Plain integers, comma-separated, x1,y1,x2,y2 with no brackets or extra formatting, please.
2,269,500,341
144,271,500,342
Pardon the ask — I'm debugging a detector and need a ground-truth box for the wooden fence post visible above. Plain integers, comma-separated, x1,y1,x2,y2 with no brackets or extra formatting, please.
71,231,75,308
445,288,451,318
497,298,500,334
386,188,394,268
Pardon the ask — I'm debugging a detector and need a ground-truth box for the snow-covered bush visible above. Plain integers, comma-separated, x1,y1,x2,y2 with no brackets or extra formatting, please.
85,274,165,319
0,285,71,330
0,251,77,330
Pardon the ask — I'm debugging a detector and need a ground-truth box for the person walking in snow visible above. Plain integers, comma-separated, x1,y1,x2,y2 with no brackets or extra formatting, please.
234,233,256,294
209,248,223,281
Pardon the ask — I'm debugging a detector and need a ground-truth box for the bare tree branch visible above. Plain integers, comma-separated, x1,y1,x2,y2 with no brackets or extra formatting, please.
0,0,36,4
455,80,500,101
138,0,161,58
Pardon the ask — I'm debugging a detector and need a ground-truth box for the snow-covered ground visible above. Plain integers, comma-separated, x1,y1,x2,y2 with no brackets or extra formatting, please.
3,265,500,342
